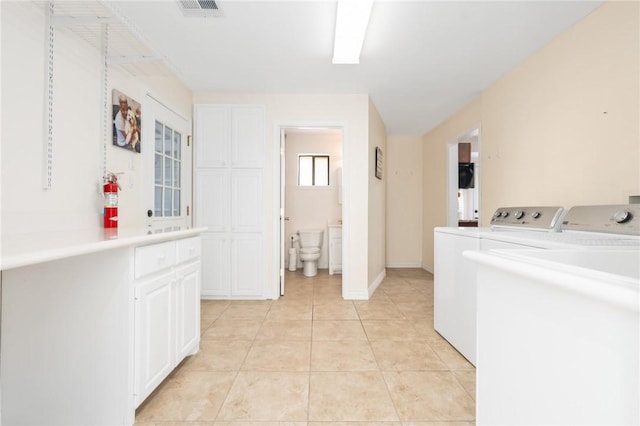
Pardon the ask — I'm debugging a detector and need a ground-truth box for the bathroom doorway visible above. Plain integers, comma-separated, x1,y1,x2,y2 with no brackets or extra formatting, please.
277,126,344,297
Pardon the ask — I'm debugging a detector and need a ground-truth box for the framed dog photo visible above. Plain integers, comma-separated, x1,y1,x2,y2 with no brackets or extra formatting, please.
112,90,141,153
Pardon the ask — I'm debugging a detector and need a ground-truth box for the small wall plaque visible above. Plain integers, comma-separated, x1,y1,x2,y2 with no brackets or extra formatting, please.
375,146,383,180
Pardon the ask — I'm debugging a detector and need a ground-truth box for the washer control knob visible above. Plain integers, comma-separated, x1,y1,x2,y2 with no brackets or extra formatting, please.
613,210,632,224
501,211,509,218
531,211,541,219
514,211,525,220
494,211,502,218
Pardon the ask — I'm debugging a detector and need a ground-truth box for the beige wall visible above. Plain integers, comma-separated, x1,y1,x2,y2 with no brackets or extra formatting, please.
421,1,639,271
284,131,343,269
367,99,387,291
422,101,482,272
386,136,423,267
193,93,372,299
1,2,193,235
482,0,639,212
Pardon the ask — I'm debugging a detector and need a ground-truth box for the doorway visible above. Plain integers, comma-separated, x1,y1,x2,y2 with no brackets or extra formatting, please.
447,126,481,227
276,126,345,297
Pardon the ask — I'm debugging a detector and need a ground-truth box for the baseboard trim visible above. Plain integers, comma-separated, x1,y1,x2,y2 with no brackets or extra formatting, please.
368,268,387,298
385,262,423,268
422,263,434,274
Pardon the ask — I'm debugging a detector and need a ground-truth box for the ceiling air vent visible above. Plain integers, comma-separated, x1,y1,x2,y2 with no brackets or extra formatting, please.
177,0,224,17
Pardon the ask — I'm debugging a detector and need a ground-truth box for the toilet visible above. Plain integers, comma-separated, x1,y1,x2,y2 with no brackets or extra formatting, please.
298,229,324,277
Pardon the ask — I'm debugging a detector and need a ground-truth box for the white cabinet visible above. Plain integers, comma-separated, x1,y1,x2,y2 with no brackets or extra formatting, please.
134,272,174,405
134,237,201,407
329,225,342,275
194,104,266,299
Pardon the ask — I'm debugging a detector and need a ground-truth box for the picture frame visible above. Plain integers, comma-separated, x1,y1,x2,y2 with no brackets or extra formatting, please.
112,89,141,153
375,146,383,180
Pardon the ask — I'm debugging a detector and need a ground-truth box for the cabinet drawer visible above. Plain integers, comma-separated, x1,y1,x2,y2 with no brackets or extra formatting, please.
176,237,201,264
135,241,176,279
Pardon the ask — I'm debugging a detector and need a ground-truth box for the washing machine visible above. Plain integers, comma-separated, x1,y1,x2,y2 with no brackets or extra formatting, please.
434,204,640,366
434,206,565,366
465,204,640,425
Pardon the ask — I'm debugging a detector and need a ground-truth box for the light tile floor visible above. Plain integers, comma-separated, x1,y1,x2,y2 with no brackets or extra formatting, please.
135,268,475,425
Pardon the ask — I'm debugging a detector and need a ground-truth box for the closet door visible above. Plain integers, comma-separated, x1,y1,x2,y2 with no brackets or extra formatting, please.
194,104,266,299
200,234,230,297
231,106,265,168
195,105,230,168
195,170,229,233
231,234,264,297
231,170,263,233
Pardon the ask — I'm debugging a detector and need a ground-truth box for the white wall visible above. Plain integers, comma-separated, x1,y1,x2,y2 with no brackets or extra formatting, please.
193,93,371,299
386,136,423,267
284,130,342,270
1,2,193,236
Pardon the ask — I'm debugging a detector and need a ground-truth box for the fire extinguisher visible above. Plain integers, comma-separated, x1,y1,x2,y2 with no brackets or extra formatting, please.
103,173,120,228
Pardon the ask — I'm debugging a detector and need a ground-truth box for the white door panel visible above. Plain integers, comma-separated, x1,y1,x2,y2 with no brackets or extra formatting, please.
231,170,263,233
195,170,229,232
200,234,231,297
231,106,265,168
231,234,264,297
195,105,230,168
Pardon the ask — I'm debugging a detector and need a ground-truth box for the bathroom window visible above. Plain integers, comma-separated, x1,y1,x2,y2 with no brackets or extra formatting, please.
298,155,329,186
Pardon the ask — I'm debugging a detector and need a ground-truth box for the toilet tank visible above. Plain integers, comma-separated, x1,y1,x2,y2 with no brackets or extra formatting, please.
298,229,324,248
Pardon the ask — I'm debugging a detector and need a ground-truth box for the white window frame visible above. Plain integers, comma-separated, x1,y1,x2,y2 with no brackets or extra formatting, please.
297,154,330,187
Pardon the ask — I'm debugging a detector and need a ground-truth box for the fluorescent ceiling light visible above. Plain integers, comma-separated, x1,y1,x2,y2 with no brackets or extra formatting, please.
332,0,374,64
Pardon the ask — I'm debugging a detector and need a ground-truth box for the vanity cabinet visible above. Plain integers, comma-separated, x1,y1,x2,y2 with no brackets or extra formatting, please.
133,237,201,407
328,225,342,275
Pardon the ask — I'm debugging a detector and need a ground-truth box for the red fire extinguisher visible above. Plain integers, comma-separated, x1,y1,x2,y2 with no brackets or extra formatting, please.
103,173,120,228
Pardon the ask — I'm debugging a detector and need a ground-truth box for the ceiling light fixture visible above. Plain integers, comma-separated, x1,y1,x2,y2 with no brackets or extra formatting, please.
332,0,374,65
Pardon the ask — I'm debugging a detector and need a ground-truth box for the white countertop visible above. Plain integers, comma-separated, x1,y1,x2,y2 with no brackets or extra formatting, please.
1,226,208,270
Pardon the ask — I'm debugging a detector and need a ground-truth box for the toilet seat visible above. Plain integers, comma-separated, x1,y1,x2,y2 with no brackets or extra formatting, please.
300,247,320,256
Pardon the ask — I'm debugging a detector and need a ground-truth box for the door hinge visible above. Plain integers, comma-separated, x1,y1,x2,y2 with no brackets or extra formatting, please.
186,205,190,216
187,135,191,147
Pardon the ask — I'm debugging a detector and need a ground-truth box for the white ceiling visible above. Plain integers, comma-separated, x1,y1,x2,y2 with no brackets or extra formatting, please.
110,0,603,136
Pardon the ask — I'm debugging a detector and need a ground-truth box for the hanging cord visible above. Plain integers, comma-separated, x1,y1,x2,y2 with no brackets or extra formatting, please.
43,0,55,189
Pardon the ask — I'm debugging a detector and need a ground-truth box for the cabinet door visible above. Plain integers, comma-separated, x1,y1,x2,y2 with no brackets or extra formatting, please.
231,234,264,297
194,105,230,168
231,170,263,233
333,237,343,273
134,273,174,407
195,170,229,233
175,262,201,360
201,234,231,297
231,106,265,168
